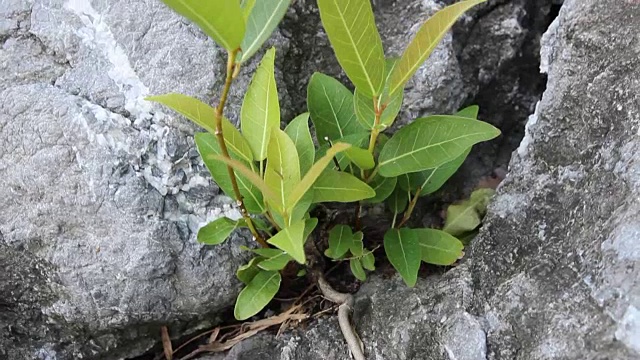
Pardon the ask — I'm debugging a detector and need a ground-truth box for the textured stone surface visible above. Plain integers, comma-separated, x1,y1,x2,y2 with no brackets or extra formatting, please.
0,0,287,358
207,0,640,359
0,0,561,359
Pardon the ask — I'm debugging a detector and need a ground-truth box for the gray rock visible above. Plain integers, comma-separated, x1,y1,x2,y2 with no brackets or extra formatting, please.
1,0,289,357
209,0,640,359
0,0,593,359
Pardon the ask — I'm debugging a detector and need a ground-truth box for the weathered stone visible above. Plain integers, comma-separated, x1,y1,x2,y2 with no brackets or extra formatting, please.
208,0,640,359
1,0,289,357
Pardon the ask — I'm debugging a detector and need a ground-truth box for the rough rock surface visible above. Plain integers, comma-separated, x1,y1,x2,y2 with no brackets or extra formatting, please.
0,0,555,359
208,0,640,359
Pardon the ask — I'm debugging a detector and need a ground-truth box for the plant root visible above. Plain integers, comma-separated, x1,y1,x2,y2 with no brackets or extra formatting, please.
315,271,366,360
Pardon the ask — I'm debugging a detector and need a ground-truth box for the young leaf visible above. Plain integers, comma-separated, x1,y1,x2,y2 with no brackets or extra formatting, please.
316,0,385,97
325,225,355,259
403,148,471,196
267,220,306,264
197,217,240,245
350,258,366,281
258,251,293,271
284,113,315,176
286,142,351,210
364,174,397,204
350,232,364,257
234,270,281,320
210,154,280,209
344,146,375,170
387,185,410,214
241,47,280,161
361,252,376,271
195,133,264,213
388,0,486,95
237,257,263,284
384,228,421,287
411,228,464,265
307,73,364,145
378,115,500,177
161,0,245,52
265,128,301,212
443,188,495,236
312,169,375,203
240,0,292,63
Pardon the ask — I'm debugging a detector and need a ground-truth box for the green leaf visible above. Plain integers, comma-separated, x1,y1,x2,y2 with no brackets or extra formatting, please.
240,0,292,62
284,113,315,176
316,133,370,172
147,94,254,163
197,217,240,245
354,59,404,129
307,73,364,145
344,146,375,170
403,148,471,196
350,258,366,281
297,269,307,277
378,115,500,177
325,225,355,259
237,257,263,284
388,0,486,95
316,0,385,97
195,133,264,213
456,105,480,119
146,93,216,133
241,47,280,161
350,232,364,256
209,154,280,210
411,228,464,265
287,142,351,210
161,0,245,52
443,188,495,236
361,252,375,271
312,169,375,203
241,0,257,20
303,217,319,243
364,174,397,204
386,185,410,214
267,220,306,264
265,128,301,213
234,270,281,320
258,251,293,271
384,228,421,287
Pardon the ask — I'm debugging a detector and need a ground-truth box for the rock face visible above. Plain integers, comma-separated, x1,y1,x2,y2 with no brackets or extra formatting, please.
0,0,561,359
207,0,640,359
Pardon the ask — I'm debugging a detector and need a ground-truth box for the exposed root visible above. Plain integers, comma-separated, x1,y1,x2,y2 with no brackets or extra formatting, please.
315,271,366,360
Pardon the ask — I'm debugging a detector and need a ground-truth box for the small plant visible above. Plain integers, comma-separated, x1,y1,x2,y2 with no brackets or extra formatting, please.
148,0,496,357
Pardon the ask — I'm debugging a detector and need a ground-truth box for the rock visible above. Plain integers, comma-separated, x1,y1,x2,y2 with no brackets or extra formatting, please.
0,0,589,359
0,0,289,357
205,0,640,359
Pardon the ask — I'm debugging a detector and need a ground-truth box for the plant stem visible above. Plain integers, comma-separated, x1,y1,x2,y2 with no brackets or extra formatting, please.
354,202,362,231
396,187,422,228
215,49,268,248
366,97,382,155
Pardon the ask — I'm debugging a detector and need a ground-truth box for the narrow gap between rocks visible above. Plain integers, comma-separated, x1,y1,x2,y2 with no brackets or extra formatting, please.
130,1,563,359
